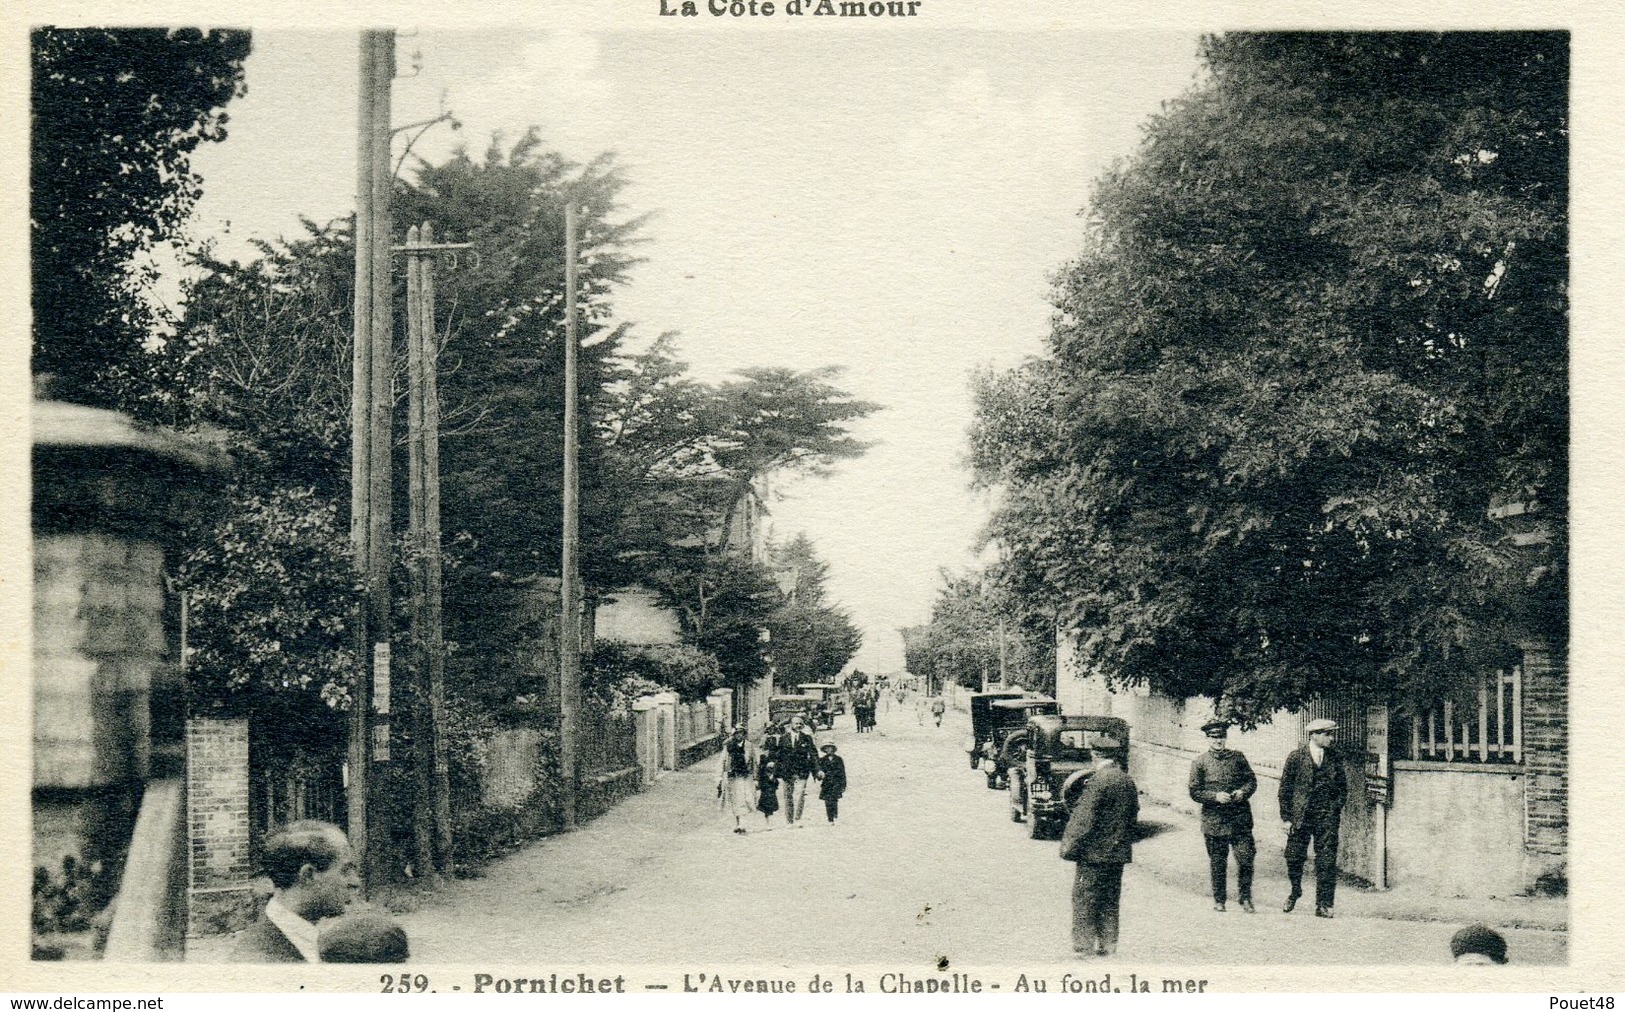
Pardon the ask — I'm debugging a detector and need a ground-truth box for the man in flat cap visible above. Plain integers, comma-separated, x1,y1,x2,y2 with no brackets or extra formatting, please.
1188,718,1257,912
1278,718,1347,917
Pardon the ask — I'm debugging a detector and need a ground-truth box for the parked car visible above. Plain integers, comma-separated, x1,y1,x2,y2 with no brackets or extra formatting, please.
1008,714,1130,839
965,689,1029,769
798,683,842,727
981,696,1060,789
769,694,822,728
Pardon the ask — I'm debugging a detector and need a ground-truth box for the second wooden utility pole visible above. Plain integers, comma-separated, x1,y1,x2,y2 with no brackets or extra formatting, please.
403,222,467,877
559,199,582,830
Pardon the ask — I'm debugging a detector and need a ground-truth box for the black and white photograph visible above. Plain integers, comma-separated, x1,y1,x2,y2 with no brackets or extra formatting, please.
10,2,1617,996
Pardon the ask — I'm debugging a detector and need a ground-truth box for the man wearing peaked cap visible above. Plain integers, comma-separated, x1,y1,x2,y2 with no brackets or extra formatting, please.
1188,718,1257,913
1278,718,1347,918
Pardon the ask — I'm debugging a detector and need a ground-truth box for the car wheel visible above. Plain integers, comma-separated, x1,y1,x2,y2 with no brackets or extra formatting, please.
1027,811,1045,839
970,753,979,770
985,771,999,790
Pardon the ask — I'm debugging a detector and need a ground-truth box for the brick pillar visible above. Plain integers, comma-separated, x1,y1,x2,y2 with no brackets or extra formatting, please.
1520,641,1567,892
185,717,258,936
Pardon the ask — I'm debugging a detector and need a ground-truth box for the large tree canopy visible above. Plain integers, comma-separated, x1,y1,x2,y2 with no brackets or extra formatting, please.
32,28,251,409
971,33,1566,721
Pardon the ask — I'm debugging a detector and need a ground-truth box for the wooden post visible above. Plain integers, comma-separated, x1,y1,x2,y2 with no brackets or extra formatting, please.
559,199,582,830
405,225,435,881
401,222,459,875
421,223,453,871
348,29,378,886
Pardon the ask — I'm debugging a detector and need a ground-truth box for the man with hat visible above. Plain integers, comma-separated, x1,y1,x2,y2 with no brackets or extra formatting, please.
1278,717,1348,917
1188,718,1257,912
779,715,821,825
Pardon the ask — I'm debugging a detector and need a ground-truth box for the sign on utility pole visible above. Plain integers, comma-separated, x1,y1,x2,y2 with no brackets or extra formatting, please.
349,28,395,889
559,198,583,830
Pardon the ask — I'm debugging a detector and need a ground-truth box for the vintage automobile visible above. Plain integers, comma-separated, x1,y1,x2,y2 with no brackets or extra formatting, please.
1007,714,1131,840
981,696,1061,789
768,693,823,729
965,689,1028,769
797,683,842,728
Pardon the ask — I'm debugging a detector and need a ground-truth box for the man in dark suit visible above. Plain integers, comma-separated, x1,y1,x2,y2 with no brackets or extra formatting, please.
1059,754,1139,956
779,716,821,824
1278,718,1347,918
232,819,360,962
1188,718,1257,912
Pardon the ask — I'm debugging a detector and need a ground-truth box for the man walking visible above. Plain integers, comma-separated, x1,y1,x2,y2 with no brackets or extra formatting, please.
233,820,361,961
779,716,821,825
1279,717,1347,918
1059,753,1139,956
1188,718,1257,913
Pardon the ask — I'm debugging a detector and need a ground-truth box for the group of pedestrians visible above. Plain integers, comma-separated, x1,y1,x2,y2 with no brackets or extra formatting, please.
852,684,880,732
719,715,848,832
1060,716,1351,957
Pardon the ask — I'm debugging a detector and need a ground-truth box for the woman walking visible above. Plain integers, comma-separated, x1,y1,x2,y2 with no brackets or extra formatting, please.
718,726,756,834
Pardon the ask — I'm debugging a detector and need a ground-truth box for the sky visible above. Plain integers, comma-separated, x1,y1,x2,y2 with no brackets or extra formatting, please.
181,26,1204,672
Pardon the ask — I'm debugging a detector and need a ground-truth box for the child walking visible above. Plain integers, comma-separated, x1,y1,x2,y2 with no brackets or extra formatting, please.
817,742,847,823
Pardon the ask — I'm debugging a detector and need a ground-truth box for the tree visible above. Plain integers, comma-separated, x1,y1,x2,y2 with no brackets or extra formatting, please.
971,33,1566,722
902,568,1054,694
765,534,864,687
31,28,251,410
179,479,359,756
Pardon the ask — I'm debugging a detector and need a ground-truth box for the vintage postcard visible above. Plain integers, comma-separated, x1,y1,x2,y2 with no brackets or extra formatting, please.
4,0,1621,998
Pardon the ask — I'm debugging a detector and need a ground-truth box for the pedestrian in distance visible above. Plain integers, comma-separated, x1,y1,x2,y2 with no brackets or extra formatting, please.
718,725,757,834
1188,718,1257,913
1059,753,1139,957
930,697,946,728
779,716,821,825
1279,717,1348,918
1450,924,1509,965
232,819,361,962
318,910,410,963
817,742,847,823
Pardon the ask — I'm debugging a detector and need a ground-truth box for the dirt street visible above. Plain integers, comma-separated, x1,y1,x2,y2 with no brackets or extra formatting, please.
390,701,1565,966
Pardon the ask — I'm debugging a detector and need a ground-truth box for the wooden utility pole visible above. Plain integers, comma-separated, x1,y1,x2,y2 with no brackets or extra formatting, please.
349,28,395,887
559,199,582,830
405,224,433,880
348,30,376,884
402,222,466,876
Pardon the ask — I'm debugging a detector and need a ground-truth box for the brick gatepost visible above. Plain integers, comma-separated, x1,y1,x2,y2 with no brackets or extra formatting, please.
185,717,259,935
1520,640,1568,892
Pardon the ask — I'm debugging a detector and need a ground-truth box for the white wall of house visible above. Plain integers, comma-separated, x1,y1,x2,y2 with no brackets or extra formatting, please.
594,587,682,646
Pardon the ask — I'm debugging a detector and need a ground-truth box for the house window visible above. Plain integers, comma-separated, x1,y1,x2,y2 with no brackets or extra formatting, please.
1404,665,1522,764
